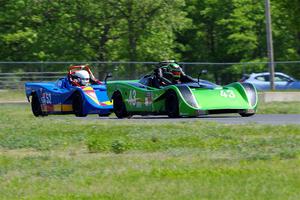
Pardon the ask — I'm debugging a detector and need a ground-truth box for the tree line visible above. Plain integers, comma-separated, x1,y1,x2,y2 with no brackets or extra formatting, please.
0,0,299,80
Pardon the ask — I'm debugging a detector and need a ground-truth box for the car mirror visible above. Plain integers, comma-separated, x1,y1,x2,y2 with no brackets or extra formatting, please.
197,70,208,85
201,69,208,74
105,73,112,84
198,69,208,79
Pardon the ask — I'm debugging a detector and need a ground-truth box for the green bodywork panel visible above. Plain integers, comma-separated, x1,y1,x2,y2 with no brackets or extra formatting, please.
106,80,258,117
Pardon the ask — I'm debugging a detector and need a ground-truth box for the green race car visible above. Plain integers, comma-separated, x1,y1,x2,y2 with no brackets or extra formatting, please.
107,61,258,118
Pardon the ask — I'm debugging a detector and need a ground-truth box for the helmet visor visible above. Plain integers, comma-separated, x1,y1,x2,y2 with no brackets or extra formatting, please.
172,71,181,77
81,78,89,85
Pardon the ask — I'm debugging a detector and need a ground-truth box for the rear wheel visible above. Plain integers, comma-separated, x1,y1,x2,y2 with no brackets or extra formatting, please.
31,93,47,117
72,92,87,117
113,92,130,118
165,90,180,118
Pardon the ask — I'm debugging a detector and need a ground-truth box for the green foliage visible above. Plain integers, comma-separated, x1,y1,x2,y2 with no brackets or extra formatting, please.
111,140,127,154
0,0,188,61
1,0,300,81
177,0,300,64
222,0,265,59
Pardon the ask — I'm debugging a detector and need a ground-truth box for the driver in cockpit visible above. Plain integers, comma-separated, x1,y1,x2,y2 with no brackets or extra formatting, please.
68,65,102,86
72,70,90,86
153,61,194,87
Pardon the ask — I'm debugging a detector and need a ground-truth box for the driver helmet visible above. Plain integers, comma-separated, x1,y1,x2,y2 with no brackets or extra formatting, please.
74,70,90,86
167,63,182,80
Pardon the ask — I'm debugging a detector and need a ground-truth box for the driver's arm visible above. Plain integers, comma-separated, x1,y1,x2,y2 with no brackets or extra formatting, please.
90,78,102,85
155,68,172,85
159,76,172,85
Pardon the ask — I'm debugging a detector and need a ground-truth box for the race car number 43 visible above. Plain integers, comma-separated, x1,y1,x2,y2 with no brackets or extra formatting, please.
220,90,236,98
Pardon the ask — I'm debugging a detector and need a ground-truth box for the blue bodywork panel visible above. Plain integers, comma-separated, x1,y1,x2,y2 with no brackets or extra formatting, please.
25,77,113,115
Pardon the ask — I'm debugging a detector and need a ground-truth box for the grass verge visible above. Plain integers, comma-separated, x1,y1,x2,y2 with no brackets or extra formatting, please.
257,101,300,114
0,90,26,101
0,104,300,199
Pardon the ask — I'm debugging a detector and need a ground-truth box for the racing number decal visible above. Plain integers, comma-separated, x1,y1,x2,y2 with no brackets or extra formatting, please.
145,92,153,106
128,90,137,106
41,92,52,104
127,90,152,107
220,90,236,98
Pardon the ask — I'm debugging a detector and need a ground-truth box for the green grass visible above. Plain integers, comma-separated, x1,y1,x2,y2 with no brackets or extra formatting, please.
257,101,300,114
1,104,300,199
0,90,26,101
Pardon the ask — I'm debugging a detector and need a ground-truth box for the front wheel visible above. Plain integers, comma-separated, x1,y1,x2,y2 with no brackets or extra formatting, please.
239,109,255,117
72,92,87,117
113,92,131,119
31,93,47,117
165,90,180,118
239,112,255,117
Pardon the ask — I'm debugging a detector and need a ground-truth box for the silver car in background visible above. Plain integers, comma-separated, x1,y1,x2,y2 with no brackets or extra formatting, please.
240,72,300,90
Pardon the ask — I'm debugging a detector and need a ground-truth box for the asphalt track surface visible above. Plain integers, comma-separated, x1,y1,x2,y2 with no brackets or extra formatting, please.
86,114,300,125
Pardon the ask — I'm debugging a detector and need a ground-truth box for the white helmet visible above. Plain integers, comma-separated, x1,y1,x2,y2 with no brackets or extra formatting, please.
74,70,90,86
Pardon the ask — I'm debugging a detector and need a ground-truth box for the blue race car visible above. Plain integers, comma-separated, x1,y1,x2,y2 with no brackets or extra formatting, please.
25,65,113,117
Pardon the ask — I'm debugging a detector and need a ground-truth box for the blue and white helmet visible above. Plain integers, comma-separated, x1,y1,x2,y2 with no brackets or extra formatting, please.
74,70,90,86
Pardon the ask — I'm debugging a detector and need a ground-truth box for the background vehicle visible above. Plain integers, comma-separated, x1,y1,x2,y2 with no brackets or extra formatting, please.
240,72,300,90
107,63,258,118
25,65,113,117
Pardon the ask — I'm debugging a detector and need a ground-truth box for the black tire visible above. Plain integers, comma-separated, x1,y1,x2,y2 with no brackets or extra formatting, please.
239,112,255,117
112,92,130,119
72,92,87,117
31,93,47,117
165,90,180,118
